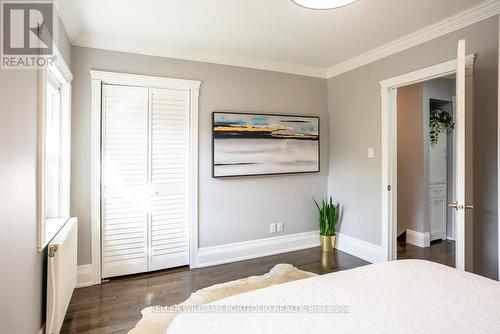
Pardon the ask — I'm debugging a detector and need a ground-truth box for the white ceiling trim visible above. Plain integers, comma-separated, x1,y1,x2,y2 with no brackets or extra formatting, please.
326,0,499,78
72,35,327,78
54,0,78,43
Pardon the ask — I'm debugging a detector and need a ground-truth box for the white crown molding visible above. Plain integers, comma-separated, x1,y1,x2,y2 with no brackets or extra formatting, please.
59,0,497,79
52,42,73,82
74,34,328,78
326,0,499,78
53,0,78,43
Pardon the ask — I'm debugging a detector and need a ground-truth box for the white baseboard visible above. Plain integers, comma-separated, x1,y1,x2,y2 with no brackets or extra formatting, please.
77,233,385,277
430,230,445,242
196,231,320,268
76,264,94,288
406,229,431,248
336,233,384,264
196,231,385,268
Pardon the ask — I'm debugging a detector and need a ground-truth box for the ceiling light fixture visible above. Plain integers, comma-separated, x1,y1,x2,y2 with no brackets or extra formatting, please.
292,0,359,10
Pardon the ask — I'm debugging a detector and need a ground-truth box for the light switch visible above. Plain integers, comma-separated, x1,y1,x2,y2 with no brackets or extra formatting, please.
368,148,374,159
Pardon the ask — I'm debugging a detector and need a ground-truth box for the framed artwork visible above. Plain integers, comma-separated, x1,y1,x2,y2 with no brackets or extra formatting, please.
212,112,320,177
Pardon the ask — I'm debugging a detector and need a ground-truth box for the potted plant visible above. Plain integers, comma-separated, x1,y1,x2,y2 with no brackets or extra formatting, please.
430,107,454,144
313,196,341,252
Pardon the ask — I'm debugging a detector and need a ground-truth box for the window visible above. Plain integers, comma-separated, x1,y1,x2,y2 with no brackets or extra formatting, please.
38,50,72,251
45,75,63,219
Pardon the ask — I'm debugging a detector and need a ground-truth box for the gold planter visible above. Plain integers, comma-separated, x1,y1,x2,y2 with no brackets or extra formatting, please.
320,235,336,252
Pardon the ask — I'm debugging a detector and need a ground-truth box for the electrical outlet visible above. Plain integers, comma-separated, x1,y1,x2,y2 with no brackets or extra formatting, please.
277,222,284,232
368,147,374,159
269,223,276,234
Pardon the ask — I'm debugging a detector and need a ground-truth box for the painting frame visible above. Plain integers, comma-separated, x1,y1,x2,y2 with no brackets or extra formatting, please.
212,111,320,178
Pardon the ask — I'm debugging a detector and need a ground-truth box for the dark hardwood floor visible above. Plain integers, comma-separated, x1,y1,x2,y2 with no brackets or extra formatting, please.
397,239,455,267
61,247,369,334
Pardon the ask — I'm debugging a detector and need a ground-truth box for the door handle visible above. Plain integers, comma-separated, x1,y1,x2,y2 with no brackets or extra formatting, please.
448,202,464,210
448,202,474,210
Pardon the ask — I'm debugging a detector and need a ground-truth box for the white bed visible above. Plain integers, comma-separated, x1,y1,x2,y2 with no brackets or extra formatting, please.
167,260,500,334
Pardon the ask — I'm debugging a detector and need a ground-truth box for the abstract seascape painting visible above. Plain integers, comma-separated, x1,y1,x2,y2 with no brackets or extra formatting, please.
213,112,320,177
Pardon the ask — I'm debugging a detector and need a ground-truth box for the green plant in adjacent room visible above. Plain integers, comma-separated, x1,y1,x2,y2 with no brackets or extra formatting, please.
313,196,340,237
430,108,454,144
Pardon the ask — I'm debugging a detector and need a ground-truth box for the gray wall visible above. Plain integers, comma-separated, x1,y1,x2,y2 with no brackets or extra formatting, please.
70,46,328,265
327,16,498,279
0,69,43,334
397,83,424,235
0,6,72,333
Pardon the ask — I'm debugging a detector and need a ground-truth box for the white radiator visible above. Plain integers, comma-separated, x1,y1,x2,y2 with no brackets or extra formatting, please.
46,217,78,334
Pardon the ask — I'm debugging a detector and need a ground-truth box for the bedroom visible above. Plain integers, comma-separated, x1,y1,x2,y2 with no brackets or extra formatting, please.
0,0,499,333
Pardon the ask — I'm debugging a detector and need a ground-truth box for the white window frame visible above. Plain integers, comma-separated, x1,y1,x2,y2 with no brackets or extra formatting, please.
90,70,201,285
37,44,73,251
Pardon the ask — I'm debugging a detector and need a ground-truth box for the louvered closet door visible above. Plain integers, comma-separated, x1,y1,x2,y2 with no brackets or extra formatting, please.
101,85,149,278
149,88,190,271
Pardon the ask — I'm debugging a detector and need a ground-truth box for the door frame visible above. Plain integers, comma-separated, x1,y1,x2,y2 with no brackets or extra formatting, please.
380,54,475,264
90,70,201,285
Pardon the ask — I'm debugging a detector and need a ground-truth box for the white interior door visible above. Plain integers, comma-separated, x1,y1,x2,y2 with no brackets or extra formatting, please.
451,39,473,271
149,88,190,271
101,85,149,278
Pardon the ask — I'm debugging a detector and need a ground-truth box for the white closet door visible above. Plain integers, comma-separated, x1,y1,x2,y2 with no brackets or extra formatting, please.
149,88,190,271
101,85,149,278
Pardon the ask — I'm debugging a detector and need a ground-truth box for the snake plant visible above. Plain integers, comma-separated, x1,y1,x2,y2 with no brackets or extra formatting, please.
313,196,340,237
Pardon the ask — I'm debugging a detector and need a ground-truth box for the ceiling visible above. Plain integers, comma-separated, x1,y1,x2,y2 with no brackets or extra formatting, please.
58,0,494,77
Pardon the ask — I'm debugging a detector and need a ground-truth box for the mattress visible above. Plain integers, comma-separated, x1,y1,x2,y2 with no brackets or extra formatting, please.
167,260,500,334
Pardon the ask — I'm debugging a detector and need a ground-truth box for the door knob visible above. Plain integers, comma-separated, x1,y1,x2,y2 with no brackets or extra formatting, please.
448,202,473,210
448,202,464,210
